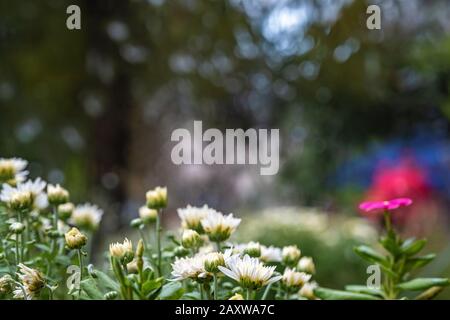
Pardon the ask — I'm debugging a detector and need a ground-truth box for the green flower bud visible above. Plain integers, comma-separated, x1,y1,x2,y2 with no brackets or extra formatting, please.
181,229,202,249
282,245,301,267
146,186,167,210
243,242,261,258
174,246,190,257
9,191,33,211
47,184,69,205
204,252,225,273
58,202,74,220
139,206,158,224
9,222,25,234
130,218,143,229
136,239,145,258
104,291,118,300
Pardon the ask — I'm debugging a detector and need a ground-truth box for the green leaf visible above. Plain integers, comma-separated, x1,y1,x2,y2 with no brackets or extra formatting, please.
400,238,427,256
379,236,399,255
397,278,449,291
80,278,104,300
142,278,163,295
414,286,445,300
313,287,381,300
92,270,120,292
354,245,388,266
34,243,51,254
345,285,384,298
158,281,184,300
405,254,435,271
182,292,202,300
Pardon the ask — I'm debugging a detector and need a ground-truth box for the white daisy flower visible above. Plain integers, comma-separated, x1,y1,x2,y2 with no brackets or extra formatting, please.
0,157,28,185
260,245,282,263
171,253,211,281
177,204,216,233
218,254,282,290
282,268,311,288
19,178,48,210
70,203,103,230
201,210,241,242
1,178,47,211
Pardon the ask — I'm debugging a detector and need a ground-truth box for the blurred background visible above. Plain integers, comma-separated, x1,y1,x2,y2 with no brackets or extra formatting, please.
1,0,450,293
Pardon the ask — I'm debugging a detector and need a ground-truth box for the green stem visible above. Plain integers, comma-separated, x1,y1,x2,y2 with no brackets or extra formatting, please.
15,235,20,265
156,211,162,276
246,288,252,300
216,241,221,252
383,211,392,235
47,285,54,300
213,274,218,300
199,283,204,300
262,283,272,300
17,211,25,262
77,249,83,299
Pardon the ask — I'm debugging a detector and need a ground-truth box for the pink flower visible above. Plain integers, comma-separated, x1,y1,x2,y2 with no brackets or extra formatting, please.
359,198,413,213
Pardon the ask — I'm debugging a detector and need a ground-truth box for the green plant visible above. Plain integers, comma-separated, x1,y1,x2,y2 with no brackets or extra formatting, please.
314,199,450,300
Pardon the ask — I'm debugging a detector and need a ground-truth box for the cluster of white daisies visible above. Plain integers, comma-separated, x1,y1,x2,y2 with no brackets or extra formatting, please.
171,204,318,299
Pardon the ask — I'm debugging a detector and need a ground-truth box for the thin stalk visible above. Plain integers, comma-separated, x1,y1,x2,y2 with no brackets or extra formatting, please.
156,211,162,276
77,249,83,299
262,283,273,300
199,283,204,300
213,274,218,300
15,235,20,265
46,284,54,300
246,288,252,300
17,211,25,262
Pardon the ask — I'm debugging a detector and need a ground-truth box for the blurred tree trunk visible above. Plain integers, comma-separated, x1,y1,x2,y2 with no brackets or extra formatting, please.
84,0,133,227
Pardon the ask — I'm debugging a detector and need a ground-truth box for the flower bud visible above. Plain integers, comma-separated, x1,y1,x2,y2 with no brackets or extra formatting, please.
127,260,138,274
174,246,190,257
181,229,202,249
229,293,244,300
282,245,301,267
136,239,145,258
297,256,315,274
58,202,74,220
9,222,25,234
104,291,118,300
65,227,88,250
16,263,45,295
204,252,225,273
299,282,317,300
282,268,311,289
146,186,167,210
243,242,261,258
109,238,134,263
0,274,13,294
47,184,69,205
10,191,33,211
130,218,143,229
139,206,158,224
